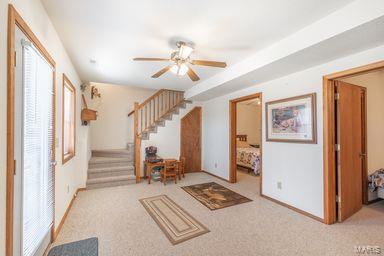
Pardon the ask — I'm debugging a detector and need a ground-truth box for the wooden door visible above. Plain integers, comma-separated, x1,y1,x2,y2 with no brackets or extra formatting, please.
180,107,202,172
336,81,365,222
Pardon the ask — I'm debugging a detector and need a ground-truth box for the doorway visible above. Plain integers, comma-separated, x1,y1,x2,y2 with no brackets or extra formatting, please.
229,93,262,191
180,107,202,172
7,5,56,256
323,60,384,224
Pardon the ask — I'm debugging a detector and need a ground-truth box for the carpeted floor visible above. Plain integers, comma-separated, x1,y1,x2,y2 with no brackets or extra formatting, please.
53,172,384,256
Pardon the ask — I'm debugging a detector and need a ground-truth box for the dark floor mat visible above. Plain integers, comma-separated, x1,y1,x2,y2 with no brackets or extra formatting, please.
48,237,98,256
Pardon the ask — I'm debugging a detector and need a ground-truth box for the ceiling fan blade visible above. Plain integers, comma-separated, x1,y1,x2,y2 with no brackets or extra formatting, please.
133,58,170,61
187,67,200,82
191,60,227,68
151,66,171,78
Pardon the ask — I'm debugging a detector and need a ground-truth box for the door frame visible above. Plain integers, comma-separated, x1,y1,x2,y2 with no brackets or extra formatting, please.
323,60,384,224
229,92,262,189
6,5,57,256
180,106,202,172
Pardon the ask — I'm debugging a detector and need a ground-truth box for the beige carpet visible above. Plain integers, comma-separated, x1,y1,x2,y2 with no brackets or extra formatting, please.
140,195,209,245
53,172,384,256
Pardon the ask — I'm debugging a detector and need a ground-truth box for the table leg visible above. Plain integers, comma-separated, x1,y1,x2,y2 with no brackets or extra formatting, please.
149,170,152,184
147,166,151,184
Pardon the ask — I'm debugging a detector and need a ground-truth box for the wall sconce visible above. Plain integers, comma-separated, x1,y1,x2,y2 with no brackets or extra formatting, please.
91,86,101,99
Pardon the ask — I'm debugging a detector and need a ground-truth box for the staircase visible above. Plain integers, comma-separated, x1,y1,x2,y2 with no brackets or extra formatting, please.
131,89,192,182
131,89,191,140
86,89,191,189
86,144,136,189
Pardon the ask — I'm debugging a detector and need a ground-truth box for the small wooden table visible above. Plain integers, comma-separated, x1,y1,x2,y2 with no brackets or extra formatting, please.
144,159,179,184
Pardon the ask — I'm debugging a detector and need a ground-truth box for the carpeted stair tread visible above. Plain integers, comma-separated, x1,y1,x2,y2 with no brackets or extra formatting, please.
89,157,133,164
86,174,136,185
91,149,134,158
88,165,134,173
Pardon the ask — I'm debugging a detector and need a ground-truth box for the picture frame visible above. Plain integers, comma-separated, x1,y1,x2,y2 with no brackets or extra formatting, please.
266,93,317,143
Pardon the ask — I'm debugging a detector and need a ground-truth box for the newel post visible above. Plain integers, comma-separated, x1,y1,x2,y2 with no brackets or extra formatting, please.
133,102,141,183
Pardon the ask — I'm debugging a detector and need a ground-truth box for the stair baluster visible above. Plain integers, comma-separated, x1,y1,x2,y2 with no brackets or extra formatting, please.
131,89,188,183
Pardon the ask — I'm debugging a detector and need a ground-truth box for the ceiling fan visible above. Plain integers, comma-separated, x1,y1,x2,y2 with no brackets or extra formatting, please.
133,41,227,82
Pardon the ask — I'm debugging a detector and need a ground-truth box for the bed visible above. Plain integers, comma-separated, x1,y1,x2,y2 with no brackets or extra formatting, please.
236,135,261,175
369,169,384,199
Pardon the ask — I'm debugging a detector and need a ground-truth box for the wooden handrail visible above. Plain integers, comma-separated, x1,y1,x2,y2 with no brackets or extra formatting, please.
138,89,165,109
128,89,184,117
138,89,184,109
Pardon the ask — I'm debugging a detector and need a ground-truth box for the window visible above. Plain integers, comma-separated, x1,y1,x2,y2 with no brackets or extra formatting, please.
62,74,76,164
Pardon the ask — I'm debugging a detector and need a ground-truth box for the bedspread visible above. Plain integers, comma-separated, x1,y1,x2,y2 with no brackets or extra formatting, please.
368,169,384,192
236,147,260,175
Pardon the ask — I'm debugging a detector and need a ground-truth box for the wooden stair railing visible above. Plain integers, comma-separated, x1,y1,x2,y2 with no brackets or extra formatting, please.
130,89,185,182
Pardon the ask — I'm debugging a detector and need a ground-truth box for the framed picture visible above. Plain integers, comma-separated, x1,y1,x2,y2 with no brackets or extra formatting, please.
266,93,317,143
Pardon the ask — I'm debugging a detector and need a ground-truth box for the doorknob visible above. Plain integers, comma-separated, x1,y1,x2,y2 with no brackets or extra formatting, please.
51,161,58,166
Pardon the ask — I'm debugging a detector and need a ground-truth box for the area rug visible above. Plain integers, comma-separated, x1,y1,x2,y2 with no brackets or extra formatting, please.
140,195,210,245
181,182,252,210
48,237,98,256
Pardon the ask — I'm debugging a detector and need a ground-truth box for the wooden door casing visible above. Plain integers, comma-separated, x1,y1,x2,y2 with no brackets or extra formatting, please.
180,107,202,173
336,81,365,222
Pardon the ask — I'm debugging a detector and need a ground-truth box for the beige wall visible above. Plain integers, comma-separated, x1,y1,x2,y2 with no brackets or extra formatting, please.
89,83,155,150
0,1,90,254
236,103,261,145
343,70,384,174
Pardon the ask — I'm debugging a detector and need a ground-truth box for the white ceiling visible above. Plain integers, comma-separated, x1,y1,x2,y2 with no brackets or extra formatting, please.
42,0,354,90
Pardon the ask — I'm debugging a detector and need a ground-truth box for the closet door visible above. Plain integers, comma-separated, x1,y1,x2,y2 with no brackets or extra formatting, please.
21,37,55,256
180,107,202,172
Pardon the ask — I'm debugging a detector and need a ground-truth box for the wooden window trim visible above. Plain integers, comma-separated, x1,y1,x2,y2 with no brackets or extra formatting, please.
6,4,57,256
62,74,76,164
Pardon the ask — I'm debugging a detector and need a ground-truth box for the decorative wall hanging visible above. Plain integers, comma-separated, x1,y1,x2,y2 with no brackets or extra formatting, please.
266,93,317,143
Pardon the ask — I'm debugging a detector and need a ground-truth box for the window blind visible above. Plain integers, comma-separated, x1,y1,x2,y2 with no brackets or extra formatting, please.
22,39,54,256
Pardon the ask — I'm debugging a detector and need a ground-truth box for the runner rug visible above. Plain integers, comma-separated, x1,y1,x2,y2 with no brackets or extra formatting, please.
140,195,210,245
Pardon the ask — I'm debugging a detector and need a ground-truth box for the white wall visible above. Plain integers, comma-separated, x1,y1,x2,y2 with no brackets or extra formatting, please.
0,1,90,254
141,102,201,176
236,103,261,145
202,45,384,219
89,83,155,150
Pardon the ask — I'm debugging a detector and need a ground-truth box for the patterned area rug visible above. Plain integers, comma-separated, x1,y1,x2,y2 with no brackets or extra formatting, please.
140,195,210,245
182,182,252,210
48,237,98,256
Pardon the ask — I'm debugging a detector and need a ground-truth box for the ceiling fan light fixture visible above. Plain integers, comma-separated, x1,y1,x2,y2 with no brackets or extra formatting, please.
134,41,226,82
178,44,194,59
170,63,189,76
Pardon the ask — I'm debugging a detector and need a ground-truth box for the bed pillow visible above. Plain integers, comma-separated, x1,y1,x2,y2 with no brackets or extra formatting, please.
237,140,251,148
